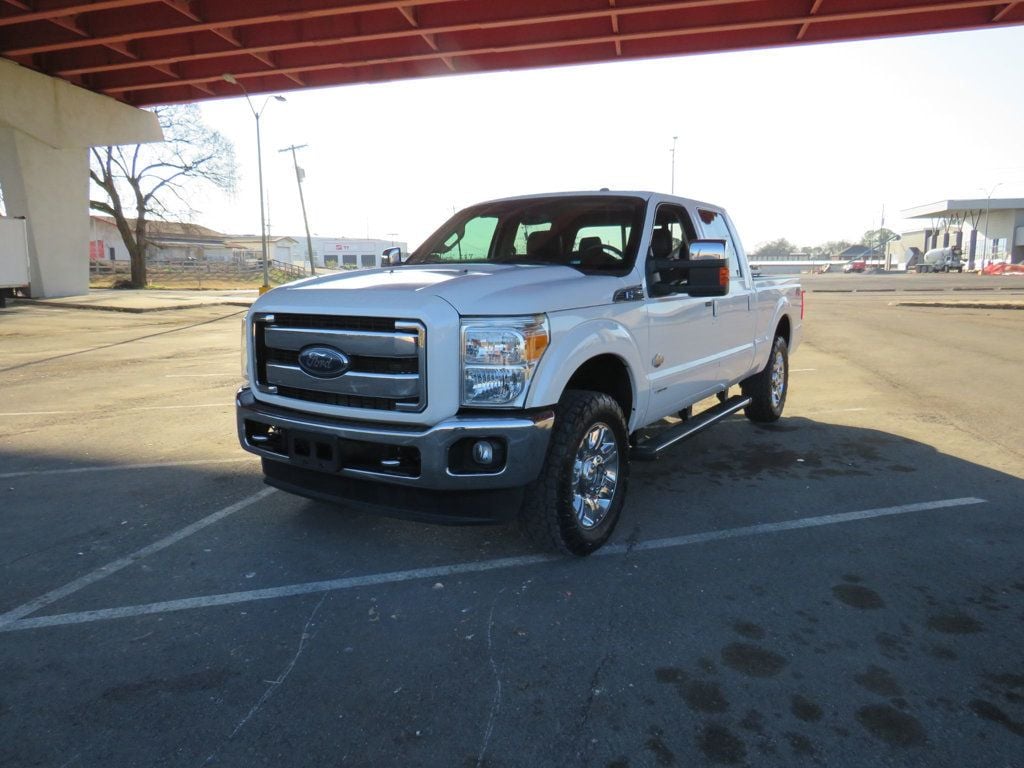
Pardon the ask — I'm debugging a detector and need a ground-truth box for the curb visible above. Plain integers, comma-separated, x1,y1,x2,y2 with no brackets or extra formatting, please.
808,286,1024,294
894,301,1024,310
15,299,254,314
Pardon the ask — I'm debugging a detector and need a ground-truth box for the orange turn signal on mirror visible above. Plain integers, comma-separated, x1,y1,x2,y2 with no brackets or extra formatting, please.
719,266,729,286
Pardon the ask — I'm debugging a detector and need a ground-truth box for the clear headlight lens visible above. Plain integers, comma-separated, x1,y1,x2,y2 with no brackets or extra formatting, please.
241,317,250,382
461,315,549,407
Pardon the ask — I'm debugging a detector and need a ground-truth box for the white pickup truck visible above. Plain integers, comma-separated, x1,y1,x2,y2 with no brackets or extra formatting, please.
236,191,803,555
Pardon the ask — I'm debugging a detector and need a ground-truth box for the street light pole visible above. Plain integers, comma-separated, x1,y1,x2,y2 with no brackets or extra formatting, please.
279,144,316,276
222,73,286,294
670,135,678,195
980,182,1003,271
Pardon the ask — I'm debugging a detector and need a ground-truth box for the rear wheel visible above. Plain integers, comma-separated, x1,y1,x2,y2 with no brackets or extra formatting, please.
741,335,789,423
519,390,630,555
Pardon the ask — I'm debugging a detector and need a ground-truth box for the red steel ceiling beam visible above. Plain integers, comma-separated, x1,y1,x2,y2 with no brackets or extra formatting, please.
1,0,1021,106
0,0,154,27
0,0,465,53
3,0,815,74
8,0,766,90
992,0,1019,19
13,0,1012,82
797,0,826,38
96,0,1010,99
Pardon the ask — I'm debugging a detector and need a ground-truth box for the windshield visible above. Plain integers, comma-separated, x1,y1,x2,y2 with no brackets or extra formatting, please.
406,195,647,275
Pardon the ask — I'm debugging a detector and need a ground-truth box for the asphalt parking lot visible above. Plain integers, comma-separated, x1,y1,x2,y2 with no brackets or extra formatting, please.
2,277,1023,768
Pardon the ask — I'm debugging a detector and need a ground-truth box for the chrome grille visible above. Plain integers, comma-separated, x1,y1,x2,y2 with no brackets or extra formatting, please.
254,313,426,412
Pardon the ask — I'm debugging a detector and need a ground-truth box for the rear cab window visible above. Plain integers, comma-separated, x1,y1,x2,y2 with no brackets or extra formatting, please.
697,208,744,280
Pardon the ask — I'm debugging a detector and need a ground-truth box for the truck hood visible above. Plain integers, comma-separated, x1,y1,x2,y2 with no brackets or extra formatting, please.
262,263,625,316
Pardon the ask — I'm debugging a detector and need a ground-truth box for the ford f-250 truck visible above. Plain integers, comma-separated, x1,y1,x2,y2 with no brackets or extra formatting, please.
236,191,803,555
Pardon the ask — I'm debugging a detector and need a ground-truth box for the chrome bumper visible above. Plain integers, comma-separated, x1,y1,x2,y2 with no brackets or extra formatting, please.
236,387,554,490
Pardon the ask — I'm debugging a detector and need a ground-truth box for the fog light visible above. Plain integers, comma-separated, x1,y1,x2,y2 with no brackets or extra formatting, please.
472,440,495,465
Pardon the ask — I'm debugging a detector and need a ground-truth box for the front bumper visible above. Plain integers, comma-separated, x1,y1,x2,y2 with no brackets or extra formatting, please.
236,387,554,491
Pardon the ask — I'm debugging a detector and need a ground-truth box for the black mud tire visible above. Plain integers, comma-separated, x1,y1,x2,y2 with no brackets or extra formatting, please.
518,390,630,556
741,335,789,423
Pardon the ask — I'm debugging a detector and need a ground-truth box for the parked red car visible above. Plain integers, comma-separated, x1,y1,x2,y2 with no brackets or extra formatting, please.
842,258,866,273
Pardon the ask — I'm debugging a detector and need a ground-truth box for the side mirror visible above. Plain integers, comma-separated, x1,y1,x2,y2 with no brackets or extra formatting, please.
382,246,402,266
649,239,730,297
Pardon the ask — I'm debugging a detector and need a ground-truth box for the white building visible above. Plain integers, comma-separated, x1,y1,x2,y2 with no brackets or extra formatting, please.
89,216,131,262
223,235,301,266
305,237,409,270
88,216,410,273
90,216,233,263
901,198,1024,270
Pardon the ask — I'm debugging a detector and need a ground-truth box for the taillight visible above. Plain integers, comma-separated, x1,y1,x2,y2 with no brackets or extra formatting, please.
800,289,806,320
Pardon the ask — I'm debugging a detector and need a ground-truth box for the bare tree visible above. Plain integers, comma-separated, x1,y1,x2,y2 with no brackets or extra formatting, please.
89,105,237,288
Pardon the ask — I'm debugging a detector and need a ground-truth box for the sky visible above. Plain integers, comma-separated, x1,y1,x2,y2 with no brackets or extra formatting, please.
192,25,1024,253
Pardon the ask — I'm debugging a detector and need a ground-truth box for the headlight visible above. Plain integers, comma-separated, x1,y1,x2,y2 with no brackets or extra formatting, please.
461,315,549,407
241,317,250,382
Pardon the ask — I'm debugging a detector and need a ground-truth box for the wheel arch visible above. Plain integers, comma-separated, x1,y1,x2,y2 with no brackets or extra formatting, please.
526,319,646,429
775,313,791,346
563,354,634,421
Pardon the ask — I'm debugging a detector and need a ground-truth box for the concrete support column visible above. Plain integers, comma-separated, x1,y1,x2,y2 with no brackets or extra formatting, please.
0,58,160,297
968,230,978,270
0,126,89,297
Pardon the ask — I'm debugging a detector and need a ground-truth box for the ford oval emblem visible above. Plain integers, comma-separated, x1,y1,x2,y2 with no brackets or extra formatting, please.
297,345,350,378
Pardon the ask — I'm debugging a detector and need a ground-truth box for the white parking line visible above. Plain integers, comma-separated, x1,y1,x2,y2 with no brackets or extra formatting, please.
808,407,869,414
0,457,253,479
0,496,985,633
0,486,277,627
164,373,238,378
791,368,818,372
0,403,227,417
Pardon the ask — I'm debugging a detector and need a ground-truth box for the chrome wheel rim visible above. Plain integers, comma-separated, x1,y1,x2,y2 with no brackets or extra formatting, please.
770,348,786,409
571,422,620,529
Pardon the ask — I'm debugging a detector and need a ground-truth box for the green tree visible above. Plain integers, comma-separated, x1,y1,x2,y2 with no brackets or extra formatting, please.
750,238,797,260
861,229,897,249
89,105,237,288
815,239,854,257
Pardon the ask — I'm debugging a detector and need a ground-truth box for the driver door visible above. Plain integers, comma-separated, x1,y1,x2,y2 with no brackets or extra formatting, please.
643,203,723,423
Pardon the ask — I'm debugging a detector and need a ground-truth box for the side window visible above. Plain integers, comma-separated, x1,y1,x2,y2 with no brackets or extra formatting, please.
512,221,552,257
651,204,697,261
697,209,742,278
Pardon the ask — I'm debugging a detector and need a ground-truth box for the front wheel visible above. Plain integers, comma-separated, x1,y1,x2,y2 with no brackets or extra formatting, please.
741,335,789,423
519,390,630,555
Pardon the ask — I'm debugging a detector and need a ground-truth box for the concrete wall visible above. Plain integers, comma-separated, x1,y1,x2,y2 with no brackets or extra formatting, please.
0,59,161,297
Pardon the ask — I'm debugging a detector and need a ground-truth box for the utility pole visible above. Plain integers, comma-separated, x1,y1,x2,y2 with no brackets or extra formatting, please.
980,182,1003,271
879,204,885,270
670,135,678,194
222,73,286,293
279,143,317,275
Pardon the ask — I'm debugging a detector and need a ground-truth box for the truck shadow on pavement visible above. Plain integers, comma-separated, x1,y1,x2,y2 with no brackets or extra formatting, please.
283,414,1021,553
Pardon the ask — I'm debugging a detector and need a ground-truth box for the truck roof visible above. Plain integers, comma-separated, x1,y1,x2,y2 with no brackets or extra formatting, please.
473,190,726,215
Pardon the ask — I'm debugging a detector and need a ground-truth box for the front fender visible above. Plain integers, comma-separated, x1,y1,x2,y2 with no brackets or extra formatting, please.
526,314,648,431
